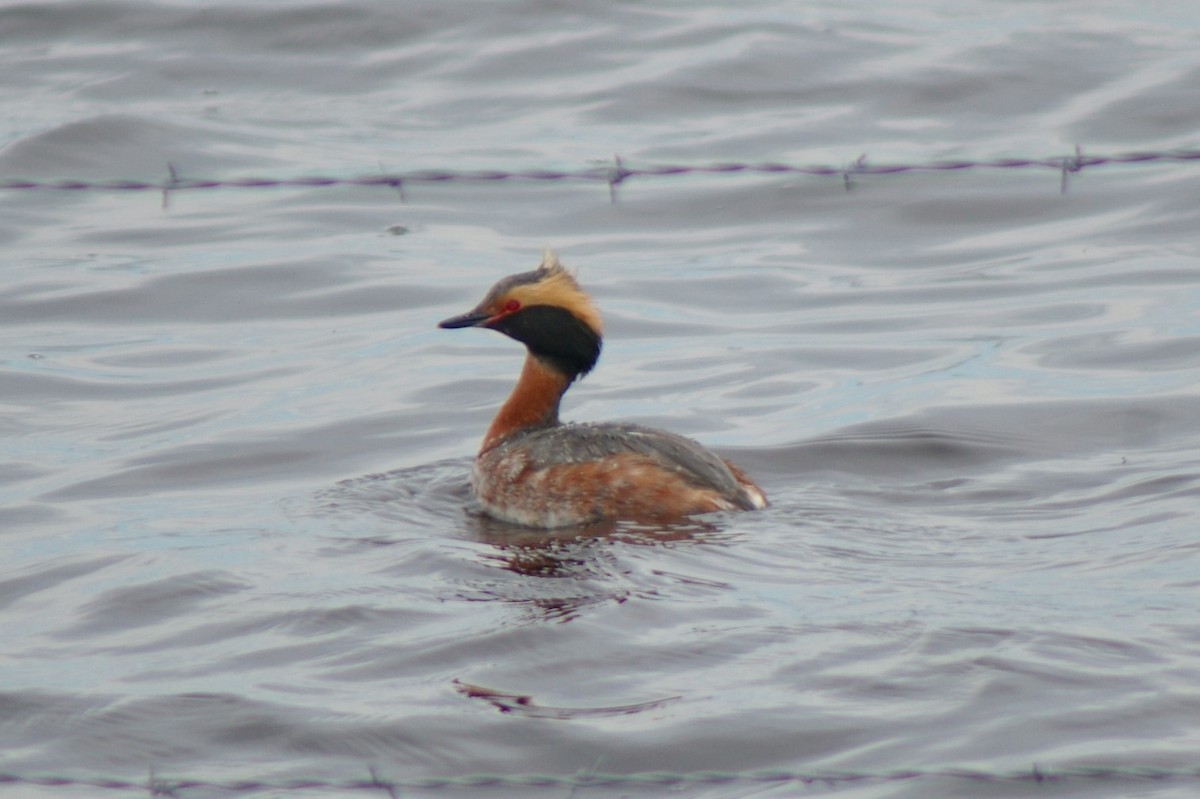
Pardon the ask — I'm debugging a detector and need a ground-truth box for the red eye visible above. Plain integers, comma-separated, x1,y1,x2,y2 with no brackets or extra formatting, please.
504,299,521,313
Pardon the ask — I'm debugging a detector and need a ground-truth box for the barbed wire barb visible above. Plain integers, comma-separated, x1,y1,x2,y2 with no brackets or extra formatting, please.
1061,144,1083,194
161,163,181,211
844,153,868,191
368,765,399,799
377,162,406,203
608,154,629,204
147,765,174,798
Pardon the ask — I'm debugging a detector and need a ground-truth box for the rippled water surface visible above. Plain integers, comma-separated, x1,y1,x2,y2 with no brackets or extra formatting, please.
3,1,1200,797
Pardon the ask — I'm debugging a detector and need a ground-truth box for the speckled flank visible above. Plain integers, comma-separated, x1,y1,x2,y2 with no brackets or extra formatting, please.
474,450,751,528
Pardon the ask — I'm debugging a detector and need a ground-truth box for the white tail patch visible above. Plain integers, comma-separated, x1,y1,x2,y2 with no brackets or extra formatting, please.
742,485,769,510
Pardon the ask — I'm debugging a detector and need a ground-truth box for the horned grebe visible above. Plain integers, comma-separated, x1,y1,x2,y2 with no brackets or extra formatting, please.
438,251,767,528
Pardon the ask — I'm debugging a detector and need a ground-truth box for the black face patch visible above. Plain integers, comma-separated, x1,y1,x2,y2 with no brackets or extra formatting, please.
489,305,602,379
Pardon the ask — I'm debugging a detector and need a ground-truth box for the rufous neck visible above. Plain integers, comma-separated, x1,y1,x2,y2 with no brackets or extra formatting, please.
480,354,571,453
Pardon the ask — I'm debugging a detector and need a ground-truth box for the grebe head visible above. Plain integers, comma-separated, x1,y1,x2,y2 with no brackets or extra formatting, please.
439,251,603,380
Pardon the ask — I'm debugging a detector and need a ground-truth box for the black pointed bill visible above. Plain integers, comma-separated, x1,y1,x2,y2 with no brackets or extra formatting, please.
438,309,493,329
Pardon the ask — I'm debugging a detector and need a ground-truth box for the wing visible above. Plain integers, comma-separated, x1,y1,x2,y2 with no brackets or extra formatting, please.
505,422,747,500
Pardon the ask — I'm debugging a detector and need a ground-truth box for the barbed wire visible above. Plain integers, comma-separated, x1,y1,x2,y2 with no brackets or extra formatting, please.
0,146,1197,206
2,762,1199,796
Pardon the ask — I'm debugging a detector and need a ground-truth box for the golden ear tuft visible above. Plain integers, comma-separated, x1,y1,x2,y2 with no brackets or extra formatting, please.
513,249,602,336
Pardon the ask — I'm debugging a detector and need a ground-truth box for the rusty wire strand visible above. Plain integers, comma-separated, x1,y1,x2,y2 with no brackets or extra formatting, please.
0,147,1197,203
2,762,1200,796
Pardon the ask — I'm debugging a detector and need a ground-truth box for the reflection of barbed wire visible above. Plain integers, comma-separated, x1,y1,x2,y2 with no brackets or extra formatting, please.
2,763,1199,795
1,147,1197,205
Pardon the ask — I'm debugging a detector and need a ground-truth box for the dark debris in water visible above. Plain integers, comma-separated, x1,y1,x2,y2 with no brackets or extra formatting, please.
452,678,681,720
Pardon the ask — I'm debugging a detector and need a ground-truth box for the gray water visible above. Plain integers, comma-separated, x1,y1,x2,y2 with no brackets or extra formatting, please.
3,1,1200,797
